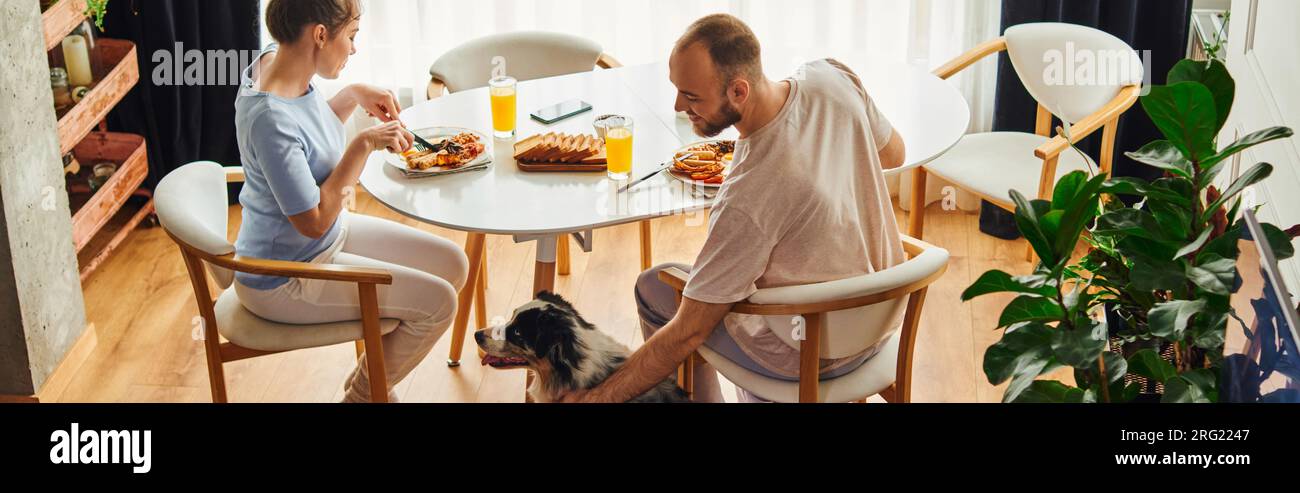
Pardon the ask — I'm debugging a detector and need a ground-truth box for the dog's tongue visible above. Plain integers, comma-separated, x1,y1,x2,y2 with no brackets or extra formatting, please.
481,354,528,368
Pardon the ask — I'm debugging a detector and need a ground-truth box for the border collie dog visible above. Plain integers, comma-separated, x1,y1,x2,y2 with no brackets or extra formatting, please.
475,291,689,403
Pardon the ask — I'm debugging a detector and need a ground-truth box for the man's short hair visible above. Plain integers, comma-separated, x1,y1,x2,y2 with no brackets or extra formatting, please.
674,14,763,85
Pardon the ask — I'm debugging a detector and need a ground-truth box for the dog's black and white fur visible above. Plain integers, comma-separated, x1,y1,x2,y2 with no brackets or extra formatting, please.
474,291,689,403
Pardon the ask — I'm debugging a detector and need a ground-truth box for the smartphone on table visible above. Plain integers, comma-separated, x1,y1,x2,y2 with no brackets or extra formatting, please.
530,99,593,124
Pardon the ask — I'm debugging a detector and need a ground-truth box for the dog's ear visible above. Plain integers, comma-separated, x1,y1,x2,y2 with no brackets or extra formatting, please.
536,290,576,312
531,308,583,385
536,291,597,330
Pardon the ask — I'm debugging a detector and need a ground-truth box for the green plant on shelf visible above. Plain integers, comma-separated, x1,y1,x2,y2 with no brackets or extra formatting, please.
84,0,110,31
964,57,1295,403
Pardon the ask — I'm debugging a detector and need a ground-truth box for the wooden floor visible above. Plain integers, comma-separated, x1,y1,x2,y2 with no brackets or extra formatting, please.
43,191,1056,403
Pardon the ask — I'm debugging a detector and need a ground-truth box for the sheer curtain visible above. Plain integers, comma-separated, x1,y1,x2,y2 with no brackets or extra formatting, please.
260,0,1003,134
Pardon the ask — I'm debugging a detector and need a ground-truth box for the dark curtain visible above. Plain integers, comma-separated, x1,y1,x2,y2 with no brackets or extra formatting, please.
103,0,262,191
979,0,1194,239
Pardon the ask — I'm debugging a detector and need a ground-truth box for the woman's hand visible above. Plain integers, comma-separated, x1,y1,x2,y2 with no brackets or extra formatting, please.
349,83,403,122
355,121,414,154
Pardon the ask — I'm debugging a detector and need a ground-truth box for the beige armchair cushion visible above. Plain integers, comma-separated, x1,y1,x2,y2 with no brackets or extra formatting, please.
213,288,400,352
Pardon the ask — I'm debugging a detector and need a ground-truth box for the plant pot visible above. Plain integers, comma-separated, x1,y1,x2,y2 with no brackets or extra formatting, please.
1104,302,1175,398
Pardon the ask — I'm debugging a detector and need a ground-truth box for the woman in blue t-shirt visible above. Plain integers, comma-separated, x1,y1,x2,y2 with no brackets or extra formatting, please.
233,0,468,402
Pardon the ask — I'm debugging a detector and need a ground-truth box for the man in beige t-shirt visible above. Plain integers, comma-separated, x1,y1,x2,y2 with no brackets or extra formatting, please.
562,14,906,403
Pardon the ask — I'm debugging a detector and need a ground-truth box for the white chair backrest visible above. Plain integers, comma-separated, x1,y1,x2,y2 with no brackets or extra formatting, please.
1004,22,1144,124
430,31,603,93
749,244,950,359
155,161,236,289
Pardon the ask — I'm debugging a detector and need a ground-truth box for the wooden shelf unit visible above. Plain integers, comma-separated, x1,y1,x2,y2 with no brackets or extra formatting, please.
42,0,153,279
53,38,139,156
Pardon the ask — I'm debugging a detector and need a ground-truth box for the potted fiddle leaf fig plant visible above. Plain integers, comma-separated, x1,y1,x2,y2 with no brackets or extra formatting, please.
963,57,1295,403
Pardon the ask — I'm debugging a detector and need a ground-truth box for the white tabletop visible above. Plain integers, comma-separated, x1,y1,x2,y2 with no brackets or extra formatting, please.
360,62,968,236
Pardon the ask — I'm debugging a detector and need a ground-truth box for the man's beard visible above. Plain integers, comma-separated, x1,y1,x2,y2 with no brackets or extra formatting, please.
692,102,742,138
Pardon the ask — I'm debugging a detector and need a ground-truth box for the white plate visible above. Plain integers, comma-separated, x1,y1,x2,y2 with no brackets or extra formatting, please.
665,139,735,189
383,126,491,174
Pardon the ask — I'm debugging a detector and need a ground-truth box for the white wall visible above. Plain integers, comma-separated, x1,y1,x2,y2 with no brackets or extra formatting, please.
1226,0,1300,295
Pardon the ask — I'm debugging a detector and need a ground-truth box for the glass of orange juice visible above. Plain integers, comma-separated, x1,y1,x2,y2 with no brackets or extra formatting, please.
603,116,633,180
489,76,517,139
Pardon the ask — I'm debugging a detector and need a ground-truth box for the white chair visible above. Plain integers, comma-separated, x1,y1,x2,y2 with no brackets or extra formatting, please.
156,162,398,403
909,22,1143,260
427,31,651,366
427,30,620,97
659,236,949,403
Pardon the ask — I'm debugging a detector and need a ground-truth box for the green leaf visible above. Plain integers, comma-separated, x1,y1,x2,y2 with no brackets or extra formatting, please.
1127,349,1178,384
1261,222,1296,260
1162,376,1212,403
1073,352,1130,402
1040,210,1064,242
983,322,1054,385
998,295,1066,328
1182,368,1221,402
1202,162,1273,224
1115,236,1180,268
1051,170,1087,210
1053,173,1107,259
1186,254,1236,295
1189,310,1228,350
1010,190,1056,266
1167,59,1235,132
1141,81,1219,163
1150,177,1196,209
1199,225,1242,261
1100,176,1149,196
1128,257,1187,292
1149,201,1192,242
1124,140,1193,178
1051,319,1109,368
1200,126,1294,172
998,297,1060,327
1174,228,1212,260
1013,380,1091,403
1101,176,1191,208
1095,209,1168,241
1149,299,1208,339
962,270,1056,300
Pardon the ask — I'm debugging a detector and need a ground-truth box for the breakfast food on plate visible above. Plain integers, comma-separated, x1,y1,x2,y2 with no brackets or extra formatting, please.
671,140,735,185
513,132,606,164
402,132,486,171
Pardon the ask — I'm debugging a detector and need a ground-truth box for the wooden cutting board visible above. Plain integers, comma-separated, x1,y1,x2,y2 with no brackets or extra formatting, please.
514,135,608,172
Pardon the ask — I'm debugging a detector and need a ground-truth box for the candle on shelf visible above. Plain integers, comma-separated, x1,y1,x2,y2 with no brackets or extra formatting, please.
62,34,93,87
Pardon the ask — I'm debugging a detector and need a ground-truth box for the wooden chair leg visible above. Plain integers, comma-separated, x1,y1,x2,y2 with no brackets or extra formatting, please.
894,288,929,404
557,233,571,276
354,340,364,359
448,233,486,366
907,168,927,239
678,352,696,400
179,250,229,403
798,314,822,403
878,384,898,403
639,220,653,270
358,283,389,403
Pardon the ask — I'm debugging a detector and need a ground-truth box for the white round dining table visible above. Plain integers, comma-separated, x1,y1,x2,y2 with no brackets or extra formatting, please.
359,61,968,364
